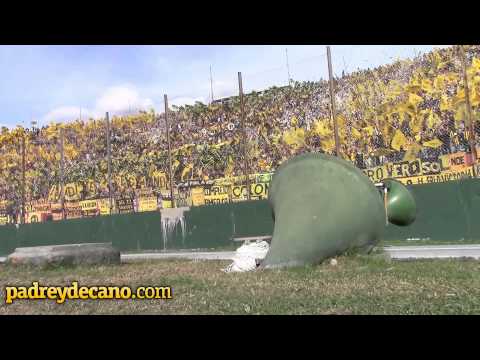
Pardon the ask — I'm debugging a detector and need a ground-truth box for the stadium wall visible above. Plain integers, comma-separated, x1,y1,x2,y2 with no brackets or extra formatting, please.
1,179,479,256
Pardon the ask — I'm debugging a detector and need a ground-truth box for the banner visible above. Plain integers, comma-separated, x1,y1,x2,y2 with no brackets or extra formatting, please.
64,183,83,201
48,182,85,202
191,187,205,207
45,171,273,206
50,203,64,221
25,201,52,222
136,188,154,198
0,200,8,224
29,201,51,213
363,152,472,183
255,173,274,184
5,152,480,227
204,185,230,205
231,182,270,202
151,171,169,190
162,200,173,209
138,196,158,212
26,211,42,223
80,199,99,217
176,188,193,207
440,152,474,170
97,198,112,215
396,167,475,185
65,202,83,219
475,163,480,178
115,197,134,214
47,171,170,202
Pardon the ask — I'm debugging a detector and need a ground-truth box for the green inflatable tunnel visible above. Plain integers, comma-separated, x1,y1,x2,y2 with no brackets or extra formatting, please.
383,178,417,226
259,153,416,269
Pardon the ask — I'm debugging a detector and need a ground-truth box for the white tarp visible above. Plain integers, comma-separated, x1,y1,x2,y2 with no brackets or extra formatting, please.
222,241,270,273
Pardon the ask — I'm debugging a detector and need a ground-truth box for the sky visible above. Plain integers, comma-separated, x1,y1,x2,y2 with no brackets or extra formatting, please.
0,45,450,128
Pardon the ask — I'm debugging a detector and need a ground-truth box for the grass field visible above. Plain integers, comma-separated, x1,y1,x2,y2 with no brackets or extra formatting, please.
1,255,480,315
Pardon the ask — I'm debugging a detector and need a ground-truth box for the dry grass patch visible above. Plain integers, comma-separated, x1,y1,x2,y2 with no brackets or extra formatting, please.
1,256,479,315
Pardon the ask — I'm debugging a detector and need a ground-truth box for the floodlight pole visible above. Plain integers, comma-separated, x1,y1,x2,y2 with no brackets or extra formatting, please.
106,112,113,214
238,72,251,201
210,65,214,104
21,135,26,224
164,94,175,208
286,48,291,85
327,46,341,158
458,45,478,168
60,127,65,219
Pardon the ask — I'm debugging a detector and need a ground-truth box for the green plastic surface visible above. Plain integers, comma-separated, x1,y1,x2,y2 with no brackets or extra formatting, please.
383,179,417,226
260,153,387,269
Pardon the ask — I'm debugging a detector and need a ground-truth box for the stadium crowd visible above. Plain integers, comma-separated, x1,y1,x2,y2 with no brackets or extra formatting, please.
1,45,480,215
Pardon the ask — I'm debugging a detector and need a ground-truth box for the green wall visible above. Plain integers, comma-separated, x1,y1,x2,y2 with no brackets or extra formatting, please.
1,179,479,256
0,201,274,256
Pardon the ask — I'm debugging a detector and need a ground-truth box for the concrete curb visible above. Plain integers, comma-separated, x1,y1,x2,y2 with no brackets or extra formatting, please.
2,245,480,265
6,243,120,267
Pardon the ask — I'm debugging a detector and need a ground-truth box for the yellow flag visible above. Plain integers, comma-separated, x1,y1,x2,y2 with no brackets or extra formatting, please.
271,133,281,145
471,86,480,107
181,164,193,181
440,95,451,111
433,75,446,91
454,104,467,122
472,57,480,72
391,130,408,151
290,116,298,127
423,138,443,148
408,93,423,108
421,79,434,93
282,127,305,149
432,51,442,70
321,137,336,152
313,121,332,137
351,127,362,139
408,113,423,134
172,159,180,171
453,88,466,107
444,72,458,82
357,83,366,93
403,143,422,162
363,126,374,136
430,111,441,129
438,60,452,71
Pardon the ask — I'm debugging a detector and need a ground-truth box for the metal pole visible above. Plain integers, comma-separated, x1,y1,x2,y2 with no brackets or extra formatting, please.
459,45,478,166
164,94,175,208
384,187,388,226
106,112,113,214
210,65,214,104
238,72,251,201
21,135,26,224
326,46,341,158
286,48,291,85
60,128,65,220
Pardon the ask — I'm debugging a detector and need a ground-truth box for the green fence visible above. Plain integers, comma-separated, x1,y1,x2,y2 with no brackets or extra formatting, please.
0,201,274,256
1,178,479,256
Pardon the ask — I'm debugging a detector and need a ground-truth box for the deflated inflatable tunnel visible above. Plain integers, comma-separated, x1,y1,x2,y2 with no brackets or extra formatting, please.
259,153,416,269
